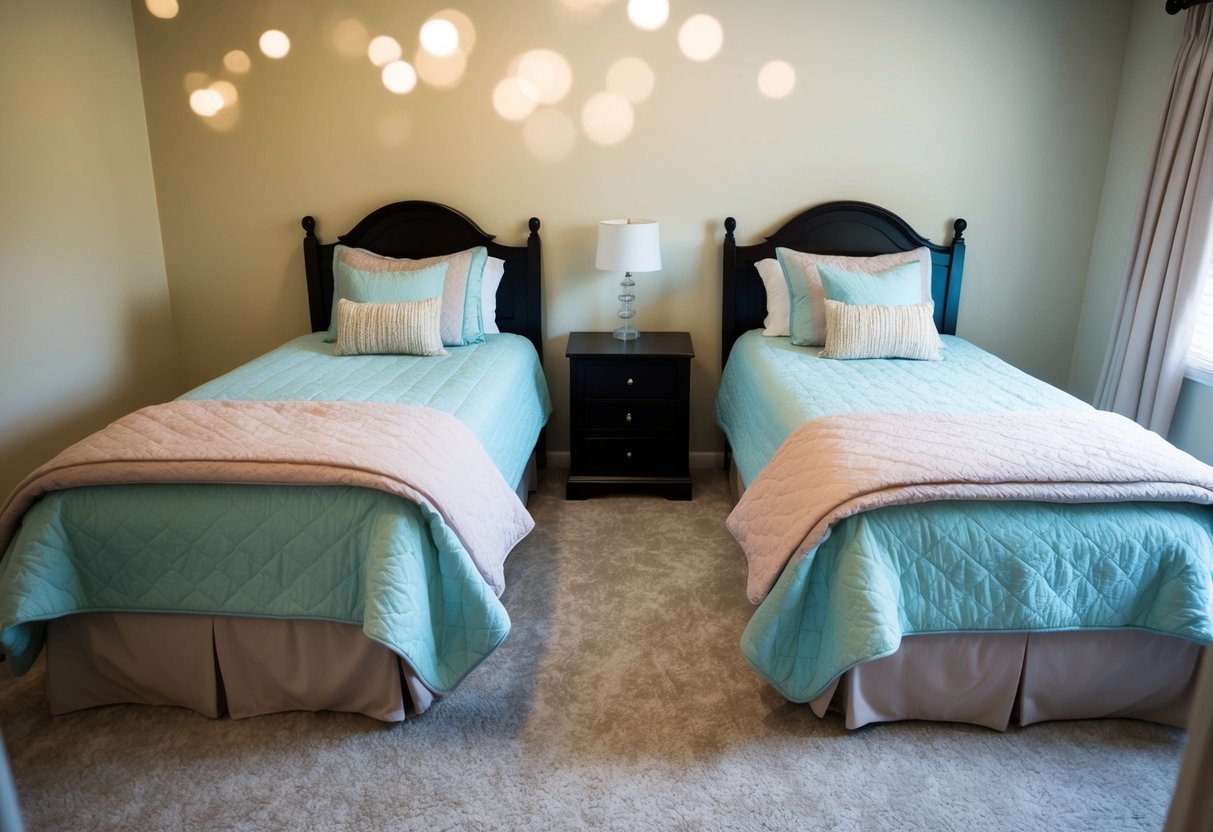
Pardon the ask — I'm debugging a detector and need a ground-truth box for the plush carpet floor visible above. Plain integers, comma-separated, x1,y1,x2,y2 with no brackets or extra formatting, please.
0,469,1188,831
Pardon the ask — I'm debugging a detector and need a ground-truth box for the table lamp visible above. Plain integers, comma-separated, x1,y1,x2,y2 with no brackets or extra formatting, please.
595,218,661,340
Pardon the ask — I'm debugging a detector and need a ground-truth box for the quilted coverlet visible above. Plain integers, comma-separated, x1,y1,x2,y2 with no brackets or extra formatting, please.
730,408,1213,603
0,399,532,692
181,332,550,488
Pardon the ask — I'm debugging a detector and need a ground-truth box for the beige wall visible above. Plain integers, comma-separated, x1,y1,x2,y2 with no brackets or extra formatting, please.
1171,378,1213,463
130,0,1132,456
0,0,181,497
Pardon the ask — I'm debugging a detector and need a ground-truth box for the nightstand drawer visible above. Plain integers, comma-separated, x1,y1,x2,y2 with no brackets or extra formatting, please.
582,399,678,431
582,363,677,398
579,436,681,476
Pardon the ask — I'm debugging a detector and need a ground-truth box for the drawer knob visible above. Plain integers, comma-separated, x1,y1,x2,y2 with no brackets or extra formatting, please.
626,377,634,387
625,412,633,423
625,451,633,459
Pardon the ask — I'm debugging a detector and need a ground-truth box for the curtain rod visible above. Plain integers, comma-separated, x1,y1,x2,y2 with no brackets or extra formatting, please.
1168,0,1213,14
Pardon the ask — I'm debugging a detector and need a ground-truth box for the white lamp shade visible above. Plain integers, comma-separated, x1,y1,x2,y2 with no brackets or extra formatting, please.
595,219,661,272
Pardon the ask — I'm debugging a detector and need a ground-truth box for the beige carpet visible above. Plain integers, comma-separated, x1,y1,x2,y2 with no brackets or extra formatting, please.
0,469,1188,831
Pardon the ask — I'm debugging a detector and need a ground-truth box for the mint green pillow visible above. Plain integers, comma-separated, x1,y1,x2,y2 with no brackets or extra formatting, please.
458,245,489,346
818,261,922,307
325,257,448,342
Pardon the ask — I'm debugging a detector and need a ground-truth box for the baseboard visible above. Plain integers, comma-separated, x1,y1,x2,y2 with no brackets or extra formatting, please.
545,451,724,470
689,451,725,469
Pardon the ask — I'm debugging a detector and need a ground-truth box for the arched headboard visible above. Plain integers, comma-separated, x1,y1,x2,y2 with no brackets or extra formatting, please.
721,201,966,368
303,200,543,361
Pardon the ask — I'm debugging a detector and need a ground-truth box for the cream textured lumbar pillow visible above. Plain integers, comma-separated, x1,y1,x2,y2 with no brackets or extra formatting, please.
820,300,941,360
333,297,447,356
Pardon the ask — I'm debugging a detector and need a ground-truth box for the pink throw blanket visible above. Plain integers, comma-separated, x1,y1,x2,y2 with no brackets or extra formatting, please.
0,400,533,595
728,409,1213,603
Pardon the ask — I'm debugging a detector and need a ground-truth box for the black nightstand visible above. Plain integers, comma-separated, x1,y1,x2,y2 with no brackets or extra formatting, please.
565,331,694,500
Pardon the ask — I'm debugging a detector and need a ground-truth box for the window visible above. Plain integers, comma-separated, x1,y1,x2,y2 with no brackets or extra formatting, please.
1188,268,1213,384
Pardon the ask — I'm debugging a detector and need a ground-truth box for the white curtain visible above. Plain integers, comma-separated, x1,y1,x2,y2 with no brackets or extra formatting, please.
1096,8,1213,434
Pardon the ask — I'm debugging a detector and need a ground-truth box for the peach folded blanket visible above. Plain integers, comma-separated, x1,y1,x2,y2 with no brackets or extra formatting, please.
0,400,532,595
728,409,1213,604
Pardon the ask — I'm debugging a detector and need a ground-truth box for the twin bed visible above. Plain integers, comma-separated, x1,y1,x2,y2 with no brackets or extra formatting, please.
0,201,550,722
716,201,1213,730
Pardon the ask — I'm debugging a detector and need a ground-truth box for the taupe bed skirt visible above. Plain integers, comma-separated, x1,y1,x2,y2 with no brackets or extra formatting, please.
46,613,1202,728
809,629,1202,730
47,612,432,722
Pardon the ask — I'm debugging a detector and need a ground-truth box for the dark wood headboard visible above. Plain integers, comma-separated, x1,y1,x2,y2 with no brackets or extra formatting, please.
721,201,967,368
302,200,543,361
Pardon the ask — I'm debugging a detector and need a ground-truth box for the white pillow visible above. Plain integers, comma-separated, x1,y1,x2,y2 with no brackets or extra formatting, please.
482,256,505,335
756,258,790,337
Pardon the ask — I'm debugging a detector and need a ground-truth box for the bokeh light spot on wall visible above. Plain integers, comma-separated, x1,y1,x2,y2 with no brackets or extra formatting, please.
581,91,634,145
223,50,251,74
333,19,370,60
420,19,459,57
368,35,402,67
189,88,224,117
559,0,613,12
627,0,668,31
184,71,210,93
145,0,178,19
259,30,291,59
382,61,418,94
678,15,723,61
207,104,240,132
757,60,796,99
513,49,573,105
379,112,413,147
523,108,577,163
430,9,477,54
606,56,654,104
209,80,239,107
416,47,467,88
493,77,540,121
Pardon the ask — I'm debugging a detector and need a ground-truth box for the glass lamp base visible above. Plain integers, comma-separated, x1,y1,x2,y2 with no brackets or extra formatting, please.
613,270,639,340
